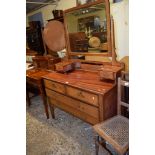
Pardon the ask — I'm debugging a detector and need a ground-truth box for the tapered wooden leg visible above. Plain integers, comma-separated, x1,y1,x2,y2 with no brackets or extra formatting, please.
26,91,31,107
42,95,49,119
49,104,55,119
39,86,49,119
48,97,55,119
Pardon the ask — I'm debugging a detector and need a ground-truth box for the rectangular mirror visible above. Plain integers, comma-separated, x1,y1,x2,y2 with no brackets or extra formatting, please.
64,0,112,60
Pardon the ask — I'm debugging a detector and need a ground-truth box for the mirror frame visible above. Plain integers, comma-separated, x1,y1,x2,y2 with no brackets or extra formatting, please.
63,0,112,59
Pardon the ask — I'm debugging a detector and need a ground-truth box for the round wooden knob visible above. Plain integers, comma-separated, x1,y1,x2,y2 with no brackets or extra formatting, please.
43,21,66,52
88,36,101,48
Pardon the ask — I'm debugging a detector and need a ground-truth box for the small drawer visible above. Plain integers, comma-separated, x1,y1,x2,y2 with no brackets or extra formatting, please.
66,86,98,106
44,79,65,94
99,70,115,80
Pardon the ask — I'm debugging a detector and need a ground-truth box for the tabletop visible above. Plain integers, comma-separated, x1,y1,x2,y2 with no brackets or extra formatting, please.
43,69,116,95
26,69,50,81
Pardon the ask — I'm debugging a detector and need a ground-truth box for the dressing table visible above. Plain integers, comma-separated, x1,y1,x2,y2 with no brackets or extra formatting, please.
42,0,124,124
43,64,122,124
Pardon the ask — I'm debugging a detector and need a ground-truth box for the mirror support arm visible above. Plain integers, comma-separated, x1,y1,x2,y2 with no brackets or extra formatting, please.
111,16,120,66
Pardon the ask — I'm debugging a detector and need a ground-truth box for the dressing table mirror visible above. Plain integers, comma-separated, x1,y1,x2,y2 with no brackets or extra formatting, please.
63,0,116,63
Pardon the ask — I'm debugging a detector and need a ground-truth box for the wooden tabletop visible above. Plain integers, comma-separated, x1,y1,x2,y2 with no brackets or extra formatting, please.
43,69,116,95
26,69,50,81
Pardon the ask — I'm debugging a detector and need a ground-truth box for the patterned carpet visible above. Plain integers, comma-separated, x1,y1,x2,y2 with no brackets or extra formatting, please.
26,96,115,155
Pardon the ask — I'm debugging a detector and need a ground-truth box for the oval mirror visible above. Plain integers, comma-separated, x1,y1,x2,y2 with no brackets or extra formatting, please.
43,20,66,52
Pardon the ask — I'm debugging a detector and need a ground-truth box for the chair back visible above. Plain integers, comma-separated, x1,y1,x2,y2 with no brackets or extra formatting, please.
117,72,129,116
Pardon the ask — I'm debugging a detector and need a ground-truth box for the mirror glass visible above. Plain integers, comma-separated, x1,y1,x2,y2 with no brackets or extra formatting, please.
65,2,108,55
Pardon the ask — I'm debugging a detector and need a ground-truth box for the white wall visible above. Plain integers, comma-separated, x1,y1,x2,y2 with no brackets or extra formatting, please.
26,0,129,60
111,0,129,60
56,0,76,10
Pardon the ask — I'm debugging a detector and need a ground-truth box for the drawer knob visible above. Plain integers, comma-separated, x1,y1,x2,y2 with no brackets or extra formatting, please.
78,91,85,98
52,83,56,88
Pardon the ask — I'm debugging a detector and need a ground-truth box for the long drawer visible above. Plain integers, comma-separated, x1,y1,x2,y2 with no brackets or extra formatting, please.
66,86,99,107
44,79,65,94
46,88,99,121
48,97,99,125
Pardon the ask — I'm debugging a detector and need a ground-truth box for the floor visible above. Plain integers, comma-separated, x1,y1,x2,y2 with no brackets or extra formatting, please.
26,96,117,155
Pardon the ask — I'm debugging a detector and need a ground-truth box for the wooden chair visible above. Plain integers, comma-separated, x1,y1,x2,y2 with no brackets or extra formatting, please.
93,74,129,155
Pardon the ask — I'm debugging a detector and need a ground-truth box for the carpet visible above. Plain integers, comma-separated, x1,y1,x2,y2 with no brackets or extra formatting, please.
26,96,116,155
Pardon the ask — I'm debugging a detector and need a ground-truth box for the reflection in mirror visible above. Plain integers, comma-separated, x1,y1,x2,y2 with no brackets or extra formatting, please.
65,3,108,54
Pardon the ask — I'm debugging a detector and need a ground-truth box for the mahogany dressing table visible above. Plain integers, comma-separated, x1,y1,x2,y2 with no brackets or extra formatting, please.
43,64,122,124
41,0,124,124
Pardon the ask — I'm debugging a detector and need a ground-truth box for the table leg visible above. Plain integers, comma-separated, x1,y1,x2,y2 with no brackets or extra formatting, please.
39,86,49,119
47,97,55,119
26,91,31,107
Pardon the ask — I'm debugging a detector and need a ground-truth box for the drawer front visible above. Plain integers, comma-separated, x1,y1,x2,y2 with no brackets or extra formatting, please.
99,70,115,80
48,97,99,125
66,86,98,106
46,89,99,120
44,79,65,94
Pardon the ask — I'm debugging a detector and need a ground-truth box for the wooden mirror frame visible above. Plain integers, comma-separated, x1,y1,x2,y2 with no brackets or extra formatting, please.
63,0,113,60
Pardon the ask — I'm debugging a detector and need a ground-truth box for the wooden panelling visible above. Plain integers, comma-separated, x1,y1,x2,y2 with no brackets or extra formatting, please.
66,86,98,106
46,88,99,119
44,80,65,94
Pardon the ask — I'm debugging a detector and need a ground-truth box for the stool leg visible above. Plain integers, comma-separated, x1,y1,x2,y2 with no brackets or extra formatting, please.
94,135,99,155
124,149,129,155
99,138,113,155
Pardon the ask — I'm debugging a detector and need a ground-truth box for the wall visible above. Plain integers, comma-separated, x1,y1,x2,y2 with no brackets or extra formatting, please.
111,0,129,60
26,0,129,60
26,0,76,27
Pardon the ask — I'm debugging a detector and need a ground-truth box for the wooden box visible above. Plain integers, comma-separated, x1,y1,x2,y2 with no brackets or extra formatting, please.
99,70,115,80
55,61,73,73
99,65,123,81
48,57,61,70
55,60,81,73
